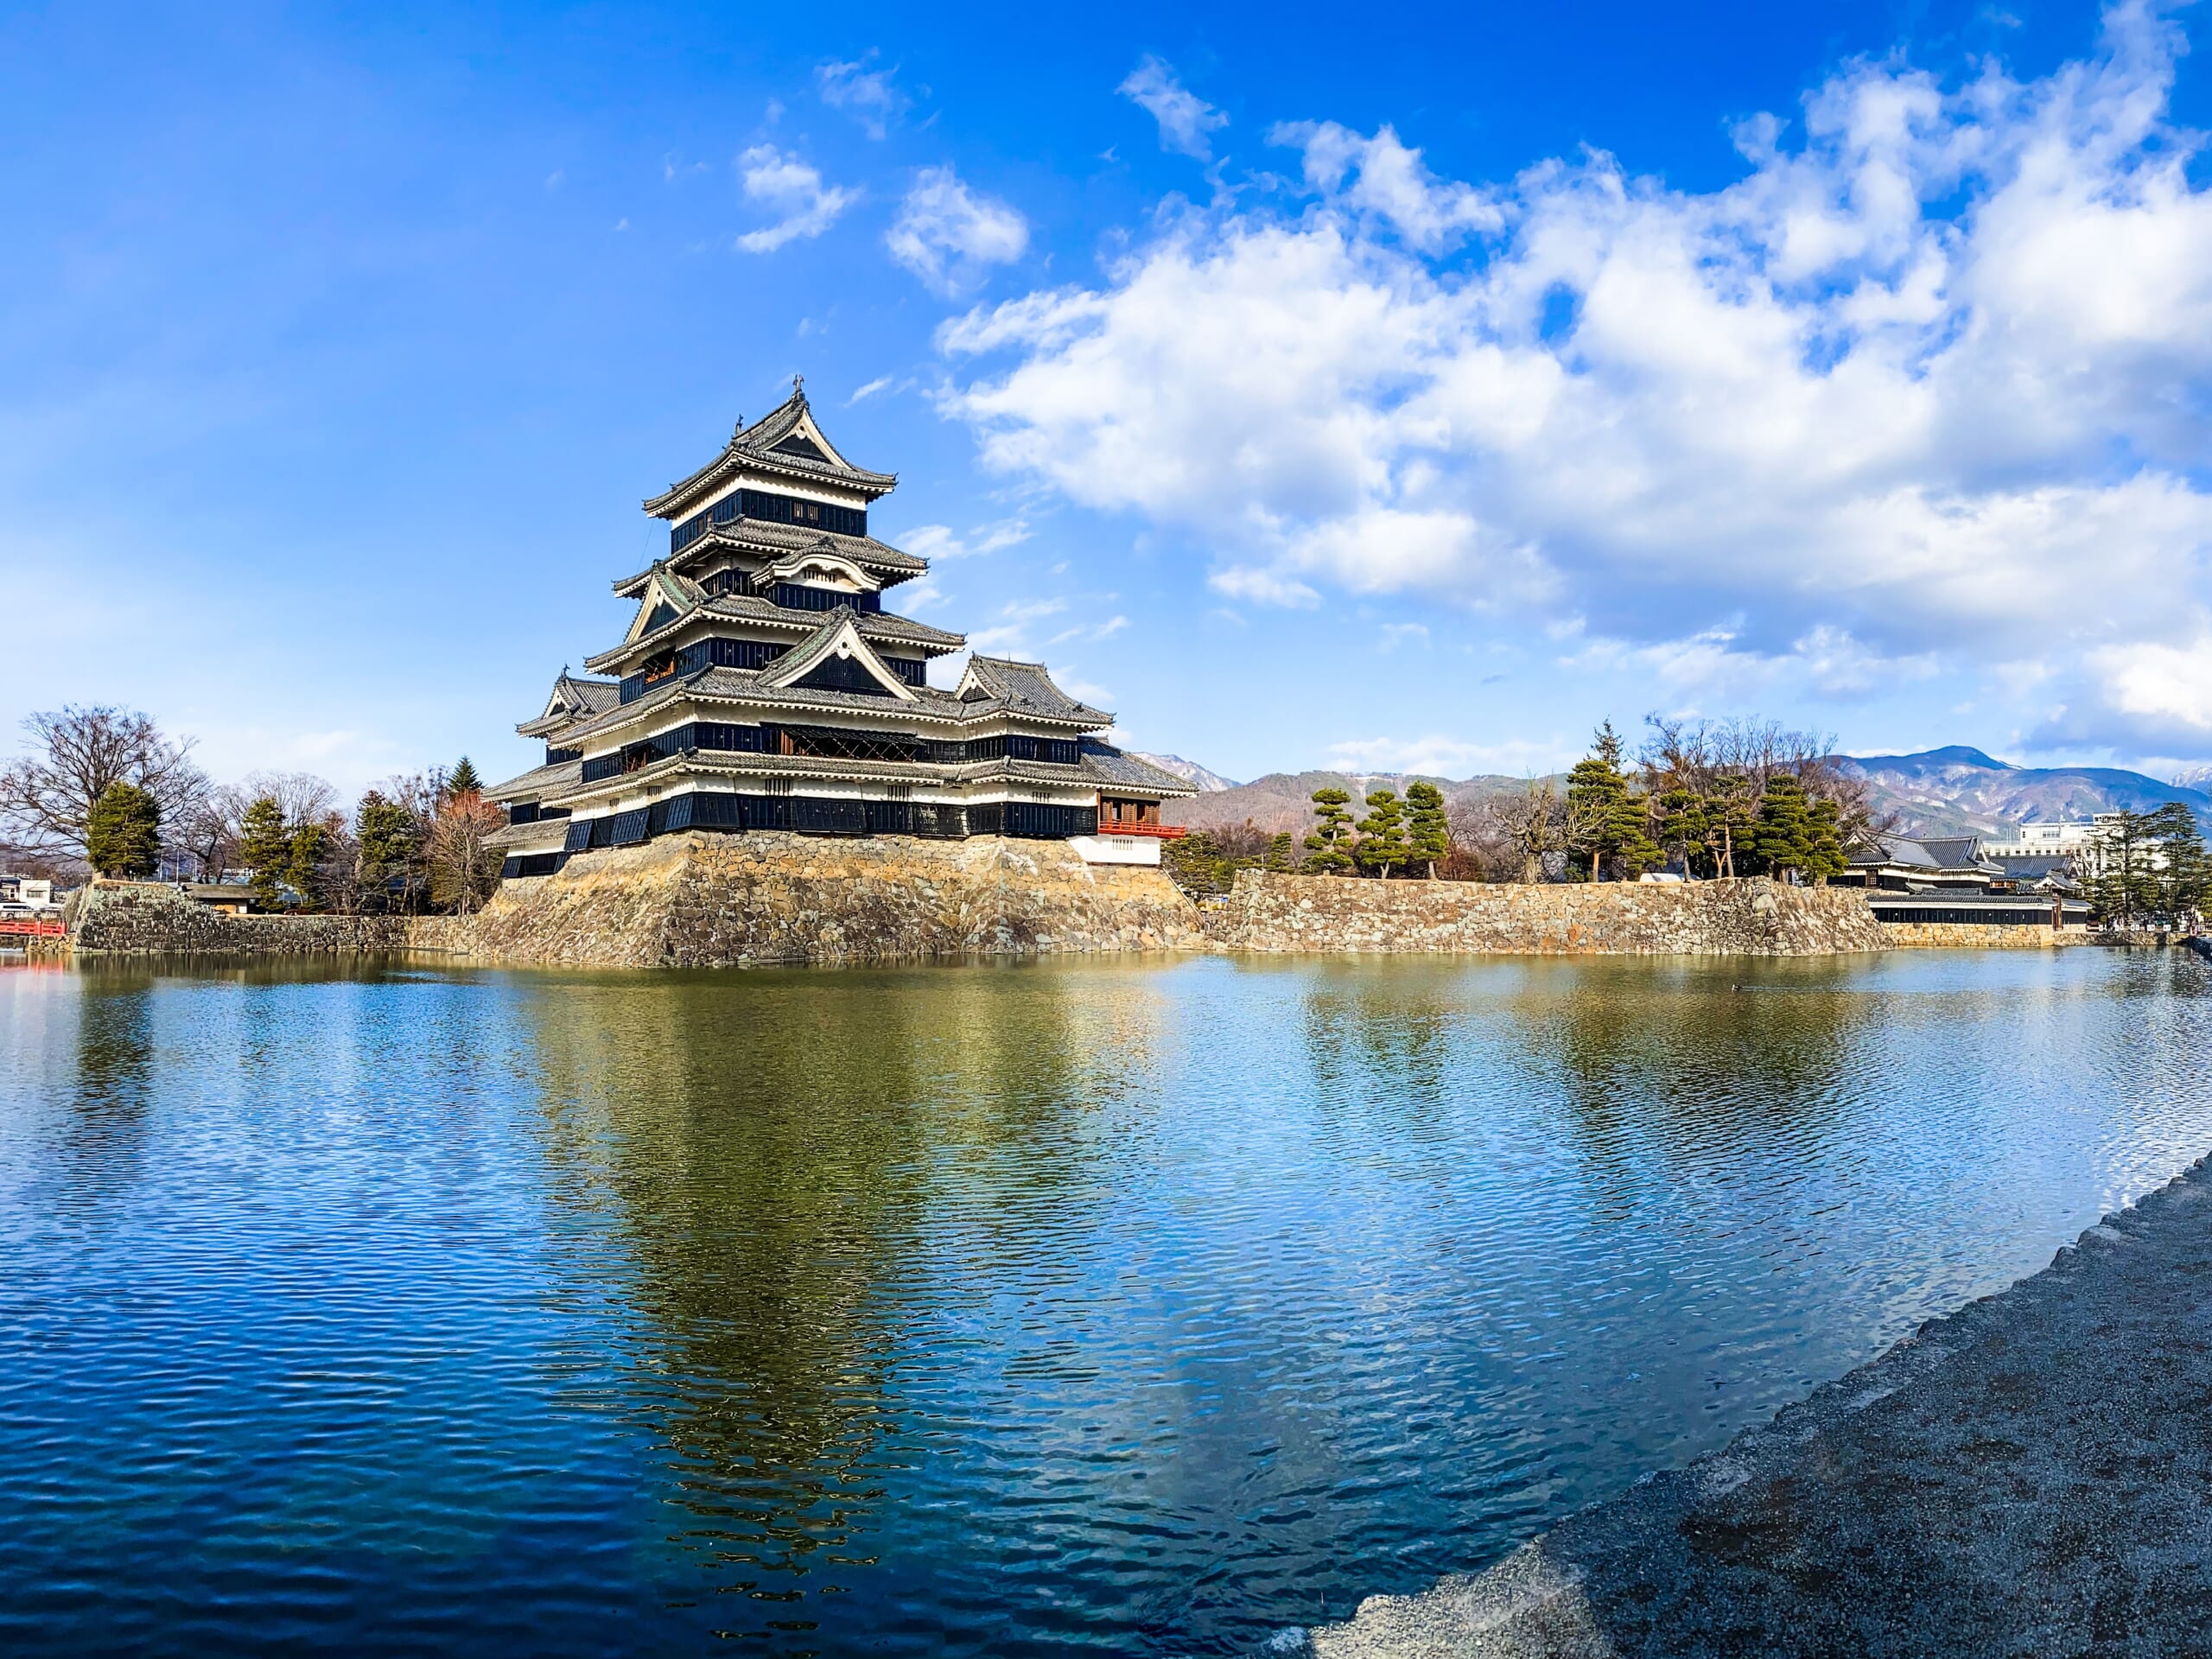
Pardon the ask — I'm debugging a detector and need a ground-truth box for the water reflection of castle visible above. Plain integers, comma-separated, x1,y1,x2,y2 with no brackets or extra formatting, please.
485,381,1189,876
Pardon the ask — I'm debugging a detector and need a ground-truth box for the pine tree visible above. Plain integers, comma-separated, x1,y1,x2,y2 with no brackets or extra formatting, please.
1565,721,1657,880
85,782,162,878
1357,789,1410,877
1707,773,1757,878
355,790,424,913
444,757,483,800
2084,810,2152,927
238,795,290,911
1656,785,1709,874
1752,774,1818,881
1803,796,1849,884
286,822,329,912
1265,831,1295,873
1405,781,1449,878
1303,787,1356,874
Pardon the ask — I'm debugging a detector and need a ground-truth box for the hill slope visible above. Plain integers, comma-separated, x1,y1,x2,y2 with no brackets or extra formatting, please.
1159,747,2211,842
1840,749,2212,837
1163,771,1536,836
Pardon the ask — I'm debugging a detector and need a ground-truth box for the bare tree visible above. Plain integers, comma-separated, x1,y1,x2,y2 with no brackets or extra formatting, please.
1211,817,1274,863
1486,778,1563,884
1639,714,1888,876
315,818,366,915
172,782,250,882
427,790,505,915
0,706,207,870
243,770,340,830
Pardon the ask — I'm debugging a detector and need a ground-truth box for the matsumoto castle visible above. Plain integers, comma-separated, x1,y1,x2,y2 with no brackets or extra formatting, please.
485,381,1192,877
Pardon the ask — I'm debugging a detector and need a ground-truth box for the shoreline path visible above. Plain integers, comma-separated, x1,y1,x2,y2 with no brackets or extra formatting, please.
1302,1154,2212,1657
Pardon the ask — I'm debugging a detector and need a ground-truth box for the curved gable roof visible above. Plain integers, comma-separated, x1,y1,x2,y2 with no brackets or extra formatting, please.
642,385,897,518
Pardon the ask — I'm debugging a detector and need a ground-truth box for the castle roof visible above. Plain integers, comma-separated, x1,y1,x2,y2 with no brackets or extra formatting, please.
642,384,896,518
484,756,583,802
581,589,964,674
755,611,924,702
611,521,929,595
957,655,1109,723
514,672,620,738
1076,740,1192,793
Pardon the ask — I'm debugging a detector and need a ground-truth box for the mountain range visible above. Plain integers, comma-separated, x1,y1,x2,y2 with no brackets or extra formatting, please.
1839,747,2212,838
1158,747,2212,841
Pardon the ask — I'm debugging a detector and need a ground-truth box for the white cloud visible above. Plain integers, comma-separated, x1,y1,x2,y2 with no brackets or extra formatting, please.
1270,121,1503,251
817,54,908,138
1209,566,1319,607
1377,622,1429,652
887,167,1029,295
941,3,2212,752
734,145,858,253
1119,56,1227,162
899,518,1031,561
847,374,894,404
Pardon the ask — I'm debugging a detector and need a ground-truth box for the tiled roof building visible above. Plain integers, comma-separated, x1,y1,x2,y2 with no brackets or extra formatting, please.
485,382,1191,877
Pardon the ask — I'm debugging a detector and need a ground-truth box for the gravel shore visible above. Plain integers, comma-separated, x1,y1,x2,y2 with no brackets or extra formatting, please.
1304,1154,2212,1657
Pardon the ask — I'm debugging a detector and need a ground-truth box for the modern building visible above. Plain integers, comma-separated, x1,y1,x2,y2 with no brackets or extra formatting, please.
0,876,56,912
1976,820,2099,859
484,383,1192,876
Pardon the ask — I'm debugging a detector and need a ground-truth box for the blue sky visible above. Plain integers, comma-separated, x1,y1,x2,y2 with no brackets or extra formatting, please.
10,0,2212,793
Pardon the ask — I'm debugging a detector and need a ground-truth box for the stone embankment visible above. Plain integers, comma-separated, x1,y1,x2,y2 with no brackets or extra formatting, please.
451,830,1205,967
1203,871,1893,957
58,858,2101,964
1879,919,2097,949
1305,1154,2212,1657
67,881,414,955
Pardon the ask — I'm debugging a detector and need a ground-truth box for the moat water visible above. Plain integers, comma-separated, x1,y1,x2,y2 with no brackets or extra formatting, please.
4,949,2210,1656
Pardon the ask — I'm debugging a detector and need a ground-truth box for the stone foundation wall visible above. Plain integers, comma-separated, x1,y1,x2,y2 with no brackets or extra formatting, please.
68,881,414,955
442,830,1205,967
58,861,2117,966
1202,870,1896,957
1878,921,2095,949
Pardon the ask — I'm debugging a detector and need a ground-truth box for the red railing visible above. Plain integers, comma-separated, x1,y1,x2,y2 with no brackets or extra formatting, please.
1095,820,1186,839
0,918,66,938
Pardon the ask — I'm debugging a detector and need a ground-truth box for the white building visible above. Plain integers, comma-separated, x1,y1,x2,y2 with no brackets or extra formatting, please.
1976,821,2100,859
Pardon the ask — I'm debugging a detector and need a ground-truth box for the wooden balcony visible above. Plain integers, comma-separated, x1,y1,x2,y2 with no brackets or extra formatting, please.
1094,818,1185,839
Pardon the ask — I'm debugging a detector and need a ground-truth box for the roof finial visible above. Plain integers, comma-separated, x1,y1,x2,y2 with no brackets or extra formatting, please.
732,413,744,436
792,372,805,403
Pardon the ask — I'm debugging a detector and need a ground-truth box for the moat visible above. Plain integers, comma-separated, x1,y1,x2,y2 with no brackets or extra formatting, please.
4,949,2210,1656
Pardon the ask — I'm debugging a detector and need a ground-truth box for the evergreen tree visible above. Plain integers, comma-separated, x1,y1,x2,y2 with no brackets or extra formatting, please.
2083,810,2150,927
85,782,162,877
2147,802,2209,922
1405,781,1449,878
1803,795,1849,884
238,795,290,910
286,822,330,911
1565,722,1659,880
1265,831,1295,873
1160,830,1226,899
1303,787,1356,874
1751,773,1833,882
355,790,424,912
1356,789,1410,877
1655,785,1709,874
444,756,483,799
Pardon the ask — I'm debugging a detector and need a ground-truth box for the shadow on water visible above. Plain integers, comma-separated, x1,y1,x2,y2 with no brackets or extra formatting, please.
512,963,1147,1648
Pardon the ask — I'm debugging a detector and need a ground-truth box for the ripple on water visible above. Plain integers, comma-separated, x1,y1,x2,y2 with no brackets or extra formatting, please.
2,948,2209,1655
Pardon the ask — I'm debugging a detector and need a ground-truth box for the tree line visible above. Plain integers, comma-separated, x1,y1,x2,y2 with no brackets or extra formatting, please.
3,705,508,914
1166,715,1880,898
2075,804,2210,930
